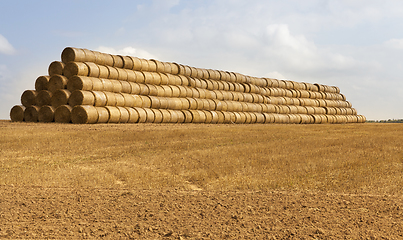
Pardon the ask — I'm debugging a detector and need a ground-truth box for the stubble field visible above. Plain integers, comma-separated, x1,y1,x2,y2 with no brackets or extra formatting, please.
0,121,402,239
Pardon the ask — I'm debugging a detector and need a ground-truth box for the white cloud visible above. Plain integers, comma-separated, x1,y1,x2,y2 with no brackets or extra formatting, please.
96,46,157,59
384,38,403,50
0,34,16,55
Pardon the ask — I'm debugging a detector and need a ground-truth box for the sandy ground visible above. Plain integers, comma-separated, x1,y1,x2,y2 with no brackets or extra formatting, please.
1,186,402,239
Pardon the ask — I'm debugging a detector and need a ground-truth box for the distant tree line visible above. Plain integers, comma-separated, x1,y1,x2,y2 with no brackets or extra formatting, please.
367,119,403,123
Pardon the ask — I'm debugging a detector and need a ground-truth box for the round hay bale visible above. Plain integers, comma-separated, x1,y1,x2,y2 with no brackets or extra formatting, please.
135,107,147,123
10,105,26,122
287,114,301,124
180,110,192,123
146,60,157,72
147,84,158,96
235,112,246,124
139,96,151,108
168,110,180,123
167,98,181,110
126,70,136,82
151,109,163,123
263,113,275,123
155,85,165,97
134,71,145,83
54,105,73,123
120,93,135,107
104,92,117,106
90,91,107,107
48,75,68,93
36,90,52,107
38,106,55,122
63,62,89,78
21,90,37,107
143,72,154,84
120,56,134,70
254,112,265,123
150,59,164,72
98,65,109,78
95,107,109,123
92,51,105,65
105,106,121,123
84,62,100,78
71,105,98,124
51,89,71,107
139,83,150,96
101,53,113,66
119,81,131,94
67,76,92,92
117,106,130,123
69,90,95,107
129,82,141,95
214,111,223,123
107,66,119,79
185,97,197,110
129,56,142,71
111,55,124,68
149,96,161,109
100,79,113,92
201,110,212,124
109,80,122,93
158,73,169,85
195,98,205,110
169,62,179,75
162,62,172,74
169,86,180,98
143,108,155,123
131,95,143,107
159,109,171,123
114,93,125,107
61,47,86,63
35,76,50,91
126,107,139,123
179,98,190,110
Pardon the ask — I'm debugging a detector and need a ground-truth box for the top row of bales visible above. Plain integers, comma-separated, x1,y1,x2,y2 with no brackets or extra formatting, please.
60,47,341,94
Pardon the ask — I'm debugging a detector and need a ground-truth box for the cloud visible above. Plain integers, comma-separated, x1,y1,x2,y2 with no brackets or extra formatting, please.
0,34,16,55
95,46,157,59
384,38,403,50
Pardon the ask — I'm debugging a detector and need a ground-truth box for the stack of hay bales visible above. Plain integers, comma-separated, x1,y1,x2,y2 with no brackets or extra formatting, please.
10,47,366,124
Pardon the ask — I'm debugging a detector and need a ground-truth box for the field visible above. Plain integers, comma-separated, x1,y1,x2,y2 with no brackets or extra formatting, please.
1,121,402,239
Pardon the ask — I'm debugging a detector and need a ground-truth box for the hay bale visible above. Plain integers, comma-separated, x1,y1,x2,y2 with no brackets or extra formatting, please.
64,62,89,78
10,105,25,122
51,89,71,107
38,106,55,122
150,59,164,72
24,105,40,122
71,105,98,124
21,90,37,107
104,92,117,106
48,61,65,76
104,106,121,123
144,108,155,123
130,56,142,71
61,47,86,63
107,66,119,79
36,90,52,106
85,62,100,78
112,55,124,68
151,109,163,123
67,76,93,92
35,76,50,91
117,68,128,81
48,75,68,92
54,105,73,123
125,107,139,123
96,107,109,123
100,79,114,92
91,91,107,107
93,51,105,65
98,65,109,78
115,93,125,106
69,90,95,106
103,53,114,67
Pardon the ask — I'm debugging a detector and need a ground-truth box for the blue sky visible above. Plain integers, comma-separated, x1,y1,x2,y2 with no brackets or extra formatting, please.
1,0,403,120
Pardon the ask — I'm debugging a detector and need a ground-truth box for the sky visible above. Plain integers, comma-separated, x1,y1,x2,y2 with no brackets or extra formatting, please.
1,0,403,121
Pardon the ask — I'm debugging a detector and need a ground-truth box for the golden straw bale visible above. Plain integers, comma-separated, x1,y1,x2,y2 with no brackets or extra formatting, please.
64,62,89,78
24,105,40,122
125,107,139,123
21,90,37,107
36,90,52,106
54,105,72,123
10,105,25,122
61,47,86,63
91,91,107,107
51,89,71,107
69,90,95,107
48,75,68,92
38,106,55,122
71,105,98,124
35,76,50,91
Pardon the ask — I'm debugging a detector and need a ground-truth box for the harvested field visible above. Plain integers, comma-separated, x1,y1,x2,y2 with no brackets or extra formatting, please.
0,121,402,239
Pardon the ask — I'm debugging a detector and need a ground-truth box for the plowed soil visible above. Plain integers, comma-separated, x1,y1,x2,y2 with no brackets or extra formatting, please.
1,186,402,239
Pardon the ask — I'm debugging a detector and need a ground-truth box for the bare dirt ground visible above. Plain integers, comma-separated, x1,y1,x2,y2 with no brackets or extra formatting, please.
1,186,402,239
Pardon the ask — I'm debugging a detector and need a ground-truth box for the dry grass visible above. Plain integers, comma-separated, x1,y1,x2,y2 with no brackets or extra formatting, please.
0,121,402,195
